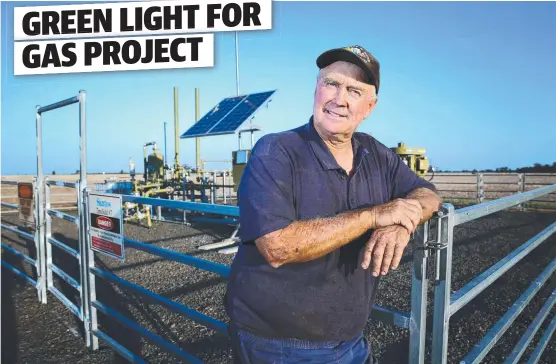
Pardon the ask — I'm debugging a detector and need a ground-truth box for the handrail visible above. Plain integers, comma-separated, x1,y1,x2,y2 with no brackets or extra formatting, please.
1,202,19,209
504,289,556,364
450,221,556,315
121,195,239,216
46,180,78,188
1,244,37,267
455,184,556,225
124,237,231,277
460,259,556,363
1,224,35,240
91,267,228,335
431,182,556,364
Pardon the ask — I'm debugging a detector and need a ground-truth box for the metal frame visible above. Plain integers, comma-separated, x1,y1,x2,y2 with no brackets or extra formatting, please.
34,90,98,349
433,172,556,208
44,178,87,320
430,183,556,363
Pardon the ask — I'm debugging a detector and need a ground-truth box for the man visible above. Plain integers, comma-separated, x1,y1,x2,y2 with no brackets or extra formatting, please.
224,45,441,363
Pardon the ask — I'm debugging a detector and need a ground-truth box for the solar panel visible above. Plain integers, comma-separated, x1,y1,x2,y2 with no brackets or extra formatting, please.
180,90,275,139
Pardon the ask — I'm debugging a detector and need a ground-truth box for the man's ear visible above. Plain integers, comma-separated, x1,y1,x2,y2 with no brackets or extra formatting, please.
364,98,378,119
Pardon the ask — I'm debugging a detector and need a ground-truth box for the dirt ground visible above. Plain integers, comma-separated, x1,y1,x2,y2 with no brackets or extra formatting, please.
2,204,556,364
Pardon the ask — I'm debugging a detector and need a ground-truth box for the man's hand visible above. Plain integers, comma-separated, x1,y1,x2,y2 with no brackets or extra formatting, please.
361,225,411,277
370,198,423,233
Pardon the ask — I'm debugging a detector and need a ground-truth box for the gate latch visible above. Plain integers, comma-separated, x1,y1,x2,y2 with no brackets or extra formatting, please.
424,211,447,282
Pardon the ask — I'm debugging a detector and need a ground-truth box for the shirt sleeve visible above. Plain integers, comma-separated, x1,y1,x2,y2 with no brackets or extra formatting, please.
386,148,438,200
238,136,296,243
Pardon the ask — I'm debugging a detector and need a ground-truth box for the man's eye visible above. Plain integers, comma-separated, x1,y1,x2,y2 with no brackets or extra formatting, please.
325,80,338,87
349,89,362,97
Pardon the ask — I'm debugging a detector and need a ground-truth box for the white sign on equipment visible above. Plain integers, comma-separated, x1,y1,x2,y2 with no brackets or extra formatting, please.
88,193,124,261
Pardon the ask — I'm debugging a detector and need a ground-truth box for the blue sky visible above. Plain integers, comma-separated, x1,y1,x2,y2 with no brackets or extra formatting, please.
2,0,556,175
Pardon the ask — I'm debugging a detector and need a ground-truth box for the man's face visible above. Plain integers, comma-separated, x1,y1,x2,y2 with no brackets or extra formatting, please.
313,61,377,140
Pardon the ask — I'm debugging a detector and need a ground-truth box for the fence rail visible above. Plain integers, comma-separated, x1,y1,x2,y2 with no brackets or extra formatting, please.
431,172,556,209
430,182,556,364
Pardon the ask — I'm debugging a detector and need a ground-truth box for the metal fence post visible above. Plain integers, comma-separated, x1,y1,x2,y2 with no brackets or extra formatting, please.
409,222,430,364
431,204,456,364
517,173,524,210
83,187,99,350
35,106,48,304
477,173,484,204
44,177,53,294
75,90,98,350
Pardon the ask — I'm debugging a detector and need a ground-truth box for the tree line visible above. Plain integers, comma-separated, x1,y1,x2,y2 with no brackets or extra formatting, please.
436,162,556,174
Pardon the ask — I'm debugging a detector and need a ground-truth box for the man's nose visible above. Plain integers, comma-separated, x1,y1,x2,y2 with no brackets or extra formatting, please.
333,87,348,106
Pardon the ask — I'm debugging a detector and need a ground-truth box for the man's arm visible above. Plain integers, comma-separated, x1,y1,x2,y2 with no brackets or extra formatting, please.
406,187,442,224
361,187,442,276
256,198,423,268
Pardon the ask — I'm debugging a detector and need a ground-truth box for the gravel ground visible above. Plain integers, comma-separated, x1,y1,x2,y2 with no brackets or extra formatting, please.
2,207,556,364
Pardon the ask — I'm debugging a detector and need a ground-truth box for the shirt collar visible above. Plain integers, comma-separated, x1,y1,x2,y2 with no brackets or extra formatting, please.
304,117,369,171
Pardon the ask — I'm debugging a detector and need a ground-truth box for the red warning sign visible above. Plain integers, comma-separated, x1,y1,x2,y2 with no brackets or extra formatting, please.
18,182,35,226
91,236,122,257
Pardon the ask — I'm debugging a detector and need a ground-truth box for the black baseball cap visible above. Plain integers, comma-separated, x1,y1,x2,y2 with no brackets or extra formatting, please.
316,45,380,94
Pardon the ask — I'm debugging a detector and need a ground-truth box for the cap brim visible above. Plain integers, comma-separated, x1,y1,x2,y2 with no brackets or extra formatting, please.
316,49,377,87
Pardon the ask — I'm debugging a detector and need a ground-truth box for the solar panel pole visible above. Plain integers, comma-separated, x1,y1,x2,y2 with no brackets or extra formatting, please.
235,32,240,96
195,88,201,172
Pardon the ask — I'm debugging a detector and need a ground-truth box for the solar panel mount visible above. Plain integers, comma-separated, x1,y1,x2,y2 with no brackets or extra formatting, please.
180,90,276,139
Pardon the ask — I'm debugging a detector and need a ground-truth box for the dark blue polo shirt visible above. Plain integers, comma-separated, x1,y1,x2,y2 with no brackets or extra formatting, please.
224,118,436,342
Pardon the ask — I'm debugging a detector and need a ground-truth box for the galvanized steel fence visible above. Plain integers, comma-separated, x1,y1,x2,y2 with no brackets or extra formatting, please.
433,172,556,209
2,90,555,363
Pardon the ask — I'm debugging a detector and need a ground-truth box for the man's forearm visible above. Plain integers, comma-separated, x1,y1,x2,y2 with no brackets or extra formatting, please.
256,209,373,268
407,187,442,224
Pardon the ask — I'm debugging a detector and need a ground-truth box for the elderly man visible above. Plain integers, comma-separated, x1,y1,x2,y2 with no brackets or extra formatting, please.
224,45,441,363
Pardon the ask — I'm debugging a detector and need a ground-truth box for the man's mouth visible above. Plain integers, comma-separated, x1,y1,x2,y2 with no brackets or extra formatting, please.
324,109,347,118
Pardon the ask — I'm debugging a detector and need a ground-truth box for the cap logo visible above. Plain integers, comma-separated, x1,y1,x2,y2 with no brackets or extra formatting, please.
344,46,371,64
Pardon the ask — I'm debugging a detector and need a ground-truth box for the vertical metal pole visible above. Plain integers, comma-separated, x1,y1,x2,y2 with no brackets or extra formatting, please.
477,173,484,203
431,204,456,364
164,121,167,166
195,88,201,172
45,178,53,293
223,173,227,204
78,90,98,350
174,87,179,170
211,172,216,204
517,173,524,210
75,180,86,326
235,32,240,96
35,106,48,304
409,222,429,364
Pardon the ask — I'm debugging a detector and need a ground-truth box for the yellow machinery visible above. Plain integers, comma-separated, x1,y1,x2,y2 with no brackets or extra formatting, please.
144,142,164,182
122,88,190,227
391,142,430,178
